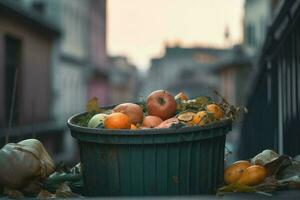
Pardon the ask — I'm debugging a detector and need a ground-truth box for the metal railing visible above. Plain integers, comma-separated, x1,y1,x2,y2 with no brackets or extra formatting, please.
239,1,300,158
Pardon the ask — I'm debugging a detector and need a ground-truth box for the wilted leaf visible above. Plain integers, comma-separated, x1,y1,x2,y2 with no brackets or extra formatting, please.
43,172,82,193
251,149,280,165
175,92,188,101
264,155,292,177
217,183,256,194
250,150,292,177
177,112,195,122
277,175,300,189
77,98,104,127
86,97,101,113
176,96,212,113
70,163,82,175
213,90,245,122
253,177,285,193
277,162,300,180
43,163,82,194
37,189,55,199
293,155,300,162
4,188,24,199
55,183,81,198
194,96,212,105
279,175,300,183
169,122,187,129
77,112,95,127
43,162,83,196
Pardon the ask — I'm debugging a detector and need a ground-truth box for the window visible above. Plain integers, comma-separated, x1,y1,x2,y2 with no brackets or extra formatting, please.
246,23,256,46
4,35,22,126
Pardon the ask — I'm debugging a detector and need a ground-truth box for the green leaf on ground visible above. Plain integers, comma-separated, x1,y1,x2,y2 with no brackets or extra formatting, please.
217,183,256,194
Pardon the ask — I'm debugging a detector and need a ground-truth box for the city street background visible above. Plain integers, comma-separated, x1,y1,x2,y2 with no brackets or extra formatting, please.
0,0,294,166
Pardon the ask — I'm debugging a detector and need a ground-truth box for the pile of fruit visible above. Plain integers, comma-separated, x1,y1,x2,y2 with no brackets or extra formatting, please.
219,150,300,195
78,90,242,130
224,161,267,187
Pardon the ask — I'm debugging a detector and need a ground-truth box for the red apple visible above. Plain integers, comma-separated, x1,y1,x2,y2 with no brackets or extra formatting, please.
142,116,163,128
146,90,177,120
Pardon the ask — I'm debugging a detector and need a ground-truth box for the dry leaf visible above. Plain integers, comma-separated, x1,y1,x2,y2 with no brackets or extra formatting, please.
251,149,280,165
86,97,101,113
55,183,81,198
4,188,24,199
37,190,55,199
277,162,300,180
217,183,256,194
264,155,292,177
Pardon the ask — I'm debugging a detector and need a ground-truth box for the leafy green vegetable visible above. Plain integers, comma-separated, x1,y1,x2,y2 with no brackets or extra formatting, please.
76,97,102,127
43,163,83,194
77,111,97,127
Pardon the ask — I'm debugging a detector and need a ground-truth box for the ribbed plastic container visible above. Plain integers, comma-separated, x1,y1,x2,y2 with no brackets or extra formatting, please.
68,112,231,197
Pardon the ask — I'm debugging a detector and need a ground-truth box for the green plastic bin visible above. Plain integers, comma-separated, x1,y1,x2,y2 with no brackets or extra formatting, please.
68,111,231,197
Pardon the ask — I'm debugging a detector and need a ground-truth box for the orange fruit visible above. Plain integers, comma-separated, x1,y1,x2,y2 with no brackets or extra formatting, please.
237,165,267,186
104,112,131,129
192,111,209,126
206,104,223,119
224,160,252,185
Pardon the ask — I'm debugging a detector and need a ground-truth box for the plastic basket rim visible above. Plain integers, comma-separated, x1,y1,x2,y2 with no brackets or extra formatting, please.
67,111,232,136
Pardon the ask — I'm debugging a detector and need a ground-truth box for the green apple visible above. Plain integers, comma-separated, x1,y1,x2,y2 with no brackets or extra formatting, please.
87,113,108,128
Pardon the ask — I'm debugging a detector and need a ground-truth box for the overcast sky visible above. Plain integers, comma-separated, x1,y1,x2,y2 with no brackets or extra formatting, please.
107,0,245,71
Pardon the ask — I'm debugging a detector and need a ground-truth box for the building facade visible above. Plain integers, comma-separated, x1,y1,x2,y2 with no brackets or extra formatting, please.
144,45,232,98
21,0,109,121
0,0,62,148
109,56,140,104
243,0,282,56
0,0,108,163
88,0,110,105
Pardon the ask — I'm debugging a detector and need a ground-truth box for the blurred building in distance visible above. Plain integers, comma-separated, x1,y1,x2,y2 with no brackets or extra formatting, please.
0,0,109,164
144,45,232,98
243,0,283,57
239,0,300,158
216,0,283,107
212,46,252,163
214,0,284,161
88,0,110,106
0,0,63,152
212,45,252,106
21,0,109,120
109,56,141,105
